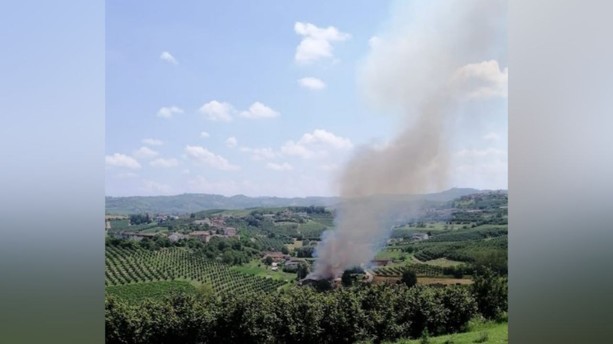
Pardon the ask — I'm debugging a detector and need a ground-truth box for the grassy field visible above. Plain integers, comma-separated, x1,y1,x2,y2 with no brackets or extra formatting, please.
372,275,472,286
108,219,130,229
388,321,507,344
375,248,410,260
139,226,168,233
286,239,303,251
422,257,465,267
106,280,196,303
230,259,297,282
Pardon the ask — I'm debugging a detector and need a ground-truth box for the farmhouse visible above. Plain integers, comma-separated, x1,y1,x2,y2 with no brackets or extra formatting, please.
190,231,212,242
224,227,238,236
112,231,158,242
155,215,168,223
210,216,226,228
410,233,429,241
263,251,290,262
168,232,188,243
283,259,306,272
193,218,211,226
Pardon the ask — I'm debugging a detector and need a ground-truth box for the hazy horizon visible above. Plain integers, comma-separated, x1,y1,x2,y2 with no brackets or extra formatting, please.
105,186,508,199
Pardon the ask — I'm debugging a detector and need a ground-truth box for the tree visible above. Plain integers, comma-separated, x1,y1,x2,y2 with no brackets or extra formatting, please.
281,246,289,254
400,270,417,288
471,267,507,319
312,279,332,292
297,246,315,258
264,256,273,266
196,283,214,300
341,270,353,287
297,262,310,280
217,240,227,251
222,251,236,265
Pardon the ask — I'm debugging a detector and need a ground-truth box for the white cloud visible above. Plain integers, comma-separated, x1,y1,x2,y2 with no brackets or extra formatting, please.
106,153,141,169
483,132,501,141
266,162,293,171
451,60,508,99
298,77,326,90
281,129,353,159
199,100,234,122
150,158,179,168
239,147,277,161
225,136,238,148
142,138,163,146
239,102,280,119
294,22,350,64
298,129,353,149
157,106,183,119
200,131,210,138
142,179,173,194
160,51,178,65
280,141,314,159
133,146,159,160
184,145,239,171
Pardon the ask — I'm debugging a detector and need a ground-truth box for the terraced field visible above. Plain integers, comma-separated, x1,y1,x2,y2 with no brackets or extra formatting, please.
105,246,287,297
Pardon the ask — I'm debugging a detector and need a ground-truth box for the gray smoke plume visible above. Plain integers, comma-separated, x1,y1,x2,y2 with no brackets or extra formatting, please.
308,0,507,280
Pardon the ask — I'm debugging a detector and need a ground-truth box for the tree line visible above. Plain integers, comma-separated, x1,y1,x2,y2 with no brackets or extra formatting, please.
106,236,260,266
106,269,506,344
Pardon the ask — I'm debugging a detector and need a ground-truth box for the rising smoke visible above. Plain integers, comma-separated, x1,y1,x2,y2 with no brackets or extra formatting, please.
308,0,507,280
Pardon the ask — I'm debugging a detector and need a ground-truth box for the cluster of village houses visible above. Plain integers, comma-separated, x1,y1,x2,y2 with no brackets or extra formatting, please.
260,251,306,272
107,212,431,274
109,215,239,243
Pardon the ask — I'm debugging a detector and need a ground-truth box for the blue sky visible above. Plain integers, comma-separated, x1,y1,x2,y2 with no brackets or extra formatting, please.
106,0,508,197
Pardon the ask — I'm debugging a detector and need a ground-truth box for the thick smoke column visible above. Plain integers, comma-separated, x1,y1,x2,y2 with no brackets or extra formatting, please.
309,0,507,280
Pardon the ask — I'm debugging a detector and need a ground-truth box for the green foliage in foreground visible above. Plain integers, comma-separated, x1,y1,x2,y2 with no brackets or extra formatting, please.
106,284,479,344
472,268,508,320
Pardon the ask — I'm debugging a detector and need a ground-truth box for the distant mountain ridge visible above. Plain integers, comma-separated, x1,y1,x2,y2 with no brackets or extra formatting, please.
105,188,497,215
105,194,341,215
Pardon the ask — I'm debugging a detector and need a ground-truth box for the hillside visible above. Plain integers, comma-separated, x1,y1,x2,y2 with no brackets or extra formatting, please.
105,188,489,215
105,194,340,215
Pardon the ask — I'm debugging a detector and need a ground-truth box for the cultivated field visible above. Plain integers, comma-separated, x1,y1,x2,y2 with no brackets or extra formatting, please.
105,246,287,300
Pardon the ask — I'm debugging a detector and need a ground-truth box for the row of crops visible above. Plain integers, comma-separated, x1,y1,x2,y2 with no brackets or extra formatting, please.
105,246,286,296
413,236,508,262
374,264,445,277
426,225,507,243
257,237,293,251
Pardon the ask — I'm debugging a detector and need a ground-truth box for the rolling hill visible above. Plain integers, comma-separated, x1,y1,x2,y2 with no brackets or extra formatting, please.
105,188,490,215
